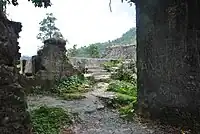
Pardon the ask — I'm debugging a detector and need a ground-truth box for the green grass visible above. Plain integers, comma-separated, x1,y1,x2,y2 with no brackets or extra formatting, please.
31,105,72,134
107,80,137,119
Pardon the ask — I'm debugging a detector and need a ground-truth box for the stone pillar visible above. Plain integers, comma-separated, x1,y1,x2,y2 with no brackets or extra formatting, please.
31,56,36,75
0,15,31,133
20,60,27,74
136,0,200,126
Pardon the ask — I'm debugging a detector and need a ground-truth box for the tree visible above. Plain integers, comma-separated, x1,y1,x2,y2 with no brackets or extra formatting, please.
37,13,64,42
67,44,78,57
87,44,100,58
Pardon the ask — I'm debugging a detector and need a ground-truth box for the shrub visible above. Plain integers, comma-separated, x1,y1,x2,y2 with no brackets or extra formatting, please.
114,93,137,105
102,60,121,72
53,74,89,94
107,80,137,118
31,105,72,134
111,62,136,84
107,80,137,96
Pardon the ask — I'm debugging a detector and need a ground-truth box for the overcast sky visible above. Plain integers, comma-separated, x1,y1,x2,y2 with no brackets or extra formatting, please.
7,0,136,56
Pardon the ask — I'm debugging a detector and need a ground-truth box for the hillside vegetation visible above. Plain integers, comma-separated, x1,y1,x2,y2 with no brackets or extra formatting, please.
70,27,136,58
21,27,136,59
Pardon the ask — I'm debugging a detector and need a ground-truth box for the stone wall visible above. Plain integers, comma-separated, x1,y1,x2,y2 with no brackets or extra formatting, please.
0,14,31,133
37,38,79,79
21,38,80,90
136,0,200,128
69,57,132,68
103,44,136,60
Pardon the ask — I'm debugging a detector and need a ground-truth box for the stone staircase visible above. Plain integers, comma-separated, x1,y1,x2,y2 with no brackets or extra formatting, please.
84,66,111,82
84,65,116,104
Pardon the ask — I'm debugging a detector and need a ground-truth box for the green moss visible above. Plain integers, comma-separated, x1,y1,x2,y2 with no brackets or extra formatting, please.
31,105,72,134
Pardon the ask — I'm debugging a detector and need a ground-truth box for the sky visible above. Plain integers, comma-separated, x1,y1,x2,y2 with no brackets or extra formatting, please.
7,0,136,56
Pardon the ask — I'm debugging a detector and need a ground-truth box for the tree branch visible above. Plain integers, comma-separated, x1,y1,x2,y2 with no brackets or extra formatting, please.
109,0,112,12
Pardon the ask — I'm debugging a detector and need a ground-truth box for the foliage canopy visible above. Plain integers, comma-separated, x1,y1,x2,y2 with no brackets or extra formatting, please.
5,0,51,7
4,0,134,9
37,13,64,42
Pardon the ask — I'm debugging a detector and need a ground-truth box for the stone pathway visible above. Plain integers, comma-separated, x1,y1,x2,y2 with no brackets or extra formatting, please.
27,66,167,134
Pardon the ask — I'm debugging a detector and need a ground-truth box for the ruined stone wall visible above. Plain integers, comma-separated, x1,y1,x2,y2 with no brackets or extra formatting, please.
136,0,200,127
19,38,80,90
69,57,114,68
35,38,79,80
19,60,26,74
69,57,132,68
103,44,136,60
0,14,31,133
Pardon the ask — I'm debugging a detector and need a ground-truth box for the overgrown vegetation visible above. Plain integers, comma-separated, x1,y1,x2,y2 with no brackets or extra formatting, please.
53,75,90,93
105,60,137,119
31,105,72,134
111,60,136,84
102,60,121,72
108,80,136,96
52,74,92,100
107,80,137,119
29,74,93,100
70,27,136,58
68,43,100,58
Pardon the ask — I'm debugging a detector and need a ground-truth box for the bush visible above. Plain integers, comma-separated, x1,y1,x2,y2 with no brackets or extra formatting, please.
111,62,136,84
53,74,89,94
31,105,72,134
115,93,137,105
107,80,137,118
102,60,121,72
107,80,137,96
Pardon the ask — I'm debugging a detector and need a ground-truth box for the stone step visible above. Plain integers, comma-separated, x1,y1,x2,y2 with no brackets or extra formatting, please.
86,66,104,70
93,74,111,82
93,91,116,99
84,73,93,78
87,69,107,73
92,72,111,76
94,91,116,107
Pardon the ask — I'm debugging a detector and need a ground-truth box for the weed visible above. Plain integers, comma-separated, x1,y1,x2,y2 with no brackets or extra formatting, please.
31,105,72,134
107,80,137,119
